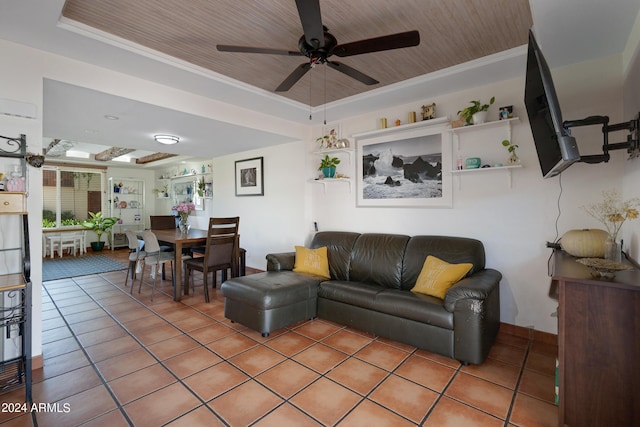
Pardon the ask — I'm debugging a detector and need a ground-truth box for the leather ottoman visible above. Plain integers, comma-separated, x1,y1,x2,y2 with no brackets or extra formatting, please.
220,271,321,337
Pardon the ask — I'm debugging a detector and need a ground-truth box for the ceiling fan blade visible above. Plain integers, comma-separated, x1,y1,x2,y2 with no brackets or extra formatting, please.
275,63,312,92
217,45,303,56
334,30,420,57
327,61,378,86
295,0,325,49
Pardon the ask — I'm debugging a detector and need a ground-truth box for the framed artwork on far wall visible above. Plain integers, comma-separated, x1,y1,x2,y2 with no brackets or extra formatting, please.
235,156,264,196
354,117,451,208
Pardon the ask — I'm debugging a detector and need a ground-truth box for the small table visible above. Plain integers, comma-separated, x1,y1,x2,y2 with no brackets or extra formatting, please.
151,228,244,301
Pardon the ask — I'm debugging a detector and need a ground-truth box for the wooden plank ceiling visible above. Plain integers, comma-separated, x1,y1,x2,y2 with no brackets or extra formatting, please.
61,0,533,107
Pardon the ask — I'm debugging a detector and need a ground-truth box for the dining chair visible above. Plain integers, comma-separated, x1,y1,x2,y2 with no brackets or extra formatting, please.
71,231,85,255
49,233,78,258
184,217,239,303
124,230,146,289
149,215,177,230
149,215,176,277
137,230,175,301
42,234,56,257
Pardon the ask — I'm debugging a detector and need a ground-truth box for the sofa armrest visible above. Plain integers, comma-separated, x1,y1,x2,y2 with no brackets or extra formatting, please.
443,269,502,312
444,268,502,364
266,252,296,271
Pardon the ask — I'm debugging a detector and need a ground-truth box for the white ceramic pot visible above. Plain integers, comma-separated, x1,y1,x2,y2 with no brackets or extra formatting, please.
472,111,489,124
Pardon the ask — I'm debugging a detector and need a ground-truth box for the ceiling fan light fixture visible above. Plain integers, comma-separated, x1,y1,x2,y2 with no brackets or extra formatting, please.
154,134,180,145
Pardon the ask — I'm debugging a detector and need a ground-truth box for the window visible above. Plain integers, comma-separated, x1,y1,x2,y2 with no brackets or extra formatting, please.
42,166,106,228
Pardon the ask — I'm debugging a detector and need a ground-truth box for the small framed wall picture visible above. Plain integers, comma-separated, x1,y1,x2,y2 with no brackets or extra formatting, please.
235,157,264,196
499,105,513,120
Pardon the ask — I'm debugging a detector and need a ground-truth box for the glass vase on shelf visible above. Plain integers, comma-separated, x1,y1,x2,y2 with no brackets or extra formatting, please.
603,235,621,263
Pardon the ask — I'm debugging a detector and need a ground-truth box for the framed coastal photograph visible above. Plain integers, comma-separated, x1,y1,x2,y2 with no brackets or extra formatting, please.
354,119,451,207
235,156,264,196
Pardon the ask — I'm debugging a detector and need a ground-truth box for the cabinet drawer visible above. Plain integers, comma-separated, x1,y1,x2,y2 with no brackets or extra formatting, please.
0,193,26,214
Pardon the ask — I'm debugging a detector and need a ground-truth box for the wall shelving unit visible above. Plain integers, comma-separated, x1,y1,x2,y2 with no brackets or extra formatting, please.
109,177,145,249
310,148,355,193
0,134,32,404
449,117,522,188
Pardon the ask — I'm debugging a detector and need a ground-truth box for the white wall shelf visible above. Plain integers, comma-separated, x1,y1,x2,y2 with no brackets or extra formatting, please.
309,178,352,194
451,164,523,188
450,117,522,188
352,116,450,139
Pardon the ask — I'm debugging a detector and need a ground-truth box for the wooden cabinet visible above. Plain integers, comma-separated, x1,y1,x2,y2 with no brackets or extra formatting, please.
551,250,640,426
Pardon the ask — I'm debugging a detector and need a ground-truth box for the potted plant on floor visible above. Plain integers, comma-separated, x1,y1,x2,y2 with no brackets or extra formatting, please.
319,154,341,178
457,97,495,125
82,211,118,251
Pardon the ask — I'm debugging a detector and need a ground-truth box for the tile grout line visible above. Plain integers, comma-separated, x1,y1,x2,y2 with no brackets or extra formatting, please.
46,274,230,427
89,273,235,426
41,280,135,427
502,335,534,426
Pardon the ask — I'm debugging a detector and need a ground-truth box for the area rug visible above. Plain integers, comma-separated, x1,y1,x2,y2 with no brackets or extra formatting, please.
43,255,127,281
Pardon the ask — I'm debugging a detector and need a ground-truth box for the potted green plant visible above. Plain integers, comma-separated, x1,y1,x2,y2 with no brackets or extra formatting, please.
319,154,341,178
197,177,205,197
501,139,520,164
81,211,118,251
457,97,495,125
152,183,169,198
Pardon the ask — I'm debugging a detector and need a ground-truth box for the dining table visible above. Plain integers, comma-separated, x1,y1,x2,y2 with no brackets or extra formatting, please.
151,228,208,301
150,228,245,301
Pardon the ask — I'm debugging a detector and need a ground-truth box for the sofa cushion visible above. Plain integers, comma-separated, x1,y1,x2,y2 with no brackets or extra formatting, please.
318,281,454,330
292,246,330,279
375,289,454,329
310,232,360,280
401,235,486,290
317,280,382,310
411,255,472,299
349,233,410,289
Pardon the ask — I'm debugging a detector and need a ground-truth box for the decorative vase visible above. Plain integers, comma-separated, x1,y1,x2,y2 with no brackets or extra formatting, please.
603,236,621,263
322,167,336,178
508,152,520,165
472,111,489,125
179,217,190,234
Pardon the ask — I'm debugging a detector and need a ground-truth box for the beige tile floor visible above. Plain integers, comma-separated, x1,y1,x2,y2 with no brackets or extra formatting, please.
1,251,558,426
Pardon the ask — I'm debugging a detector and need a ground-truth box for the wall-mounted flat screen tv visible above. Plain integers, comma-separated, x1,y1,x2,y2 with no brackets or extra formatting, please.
524,30,580,178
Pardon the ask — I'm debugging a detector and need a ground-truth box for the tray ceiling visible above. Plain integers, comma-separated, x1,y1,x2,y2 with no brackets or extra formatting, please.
61,0,533,107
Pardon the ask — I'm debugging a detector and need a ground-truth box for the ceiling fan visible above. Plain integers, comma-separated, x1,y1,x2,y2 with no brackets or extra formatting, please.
216,0,420,92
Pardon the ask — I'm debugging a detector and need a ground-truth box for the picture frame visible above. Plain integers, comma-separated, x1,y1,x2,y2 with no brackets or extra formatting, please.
235,156,264,196
354,118,452,208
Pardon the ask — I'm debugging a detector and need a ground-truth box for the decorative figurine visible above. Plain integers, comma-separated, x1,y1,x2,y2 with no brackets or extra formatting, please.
421,103,436,121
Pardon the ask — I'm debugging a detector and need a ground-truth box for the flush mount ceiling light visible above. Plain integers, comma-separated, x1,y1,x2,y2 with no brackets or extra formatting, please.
154,134,180,145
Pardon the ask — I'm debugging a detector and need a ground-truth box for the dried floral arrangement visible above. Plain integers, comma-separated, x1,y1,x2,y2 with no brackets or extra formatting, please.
582,189,640,241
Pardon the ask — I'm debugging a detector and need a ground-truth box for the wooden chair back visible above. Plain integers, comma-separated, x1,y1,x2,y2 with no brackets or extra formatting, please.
150,215,176,230
204,217,240,272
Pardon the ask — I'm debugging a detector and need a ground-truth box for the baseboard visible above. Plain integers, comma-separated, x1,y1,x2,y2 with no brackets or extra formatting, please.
32,354,43,370
500,322,557,346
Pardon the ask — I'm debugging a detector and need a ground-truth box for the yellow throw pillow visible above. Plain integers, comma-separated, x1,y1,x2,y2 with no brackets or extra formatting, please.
411,255,472,299
293,246,330,279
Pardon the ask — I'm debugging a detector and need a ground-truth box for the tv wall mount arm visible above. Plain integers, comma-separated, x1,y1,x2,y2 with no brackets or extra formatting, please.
563,112,640,164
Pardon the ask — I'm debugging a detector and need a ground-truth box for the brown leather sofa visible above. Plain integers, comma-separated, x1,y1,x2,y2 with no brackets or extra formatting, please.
221,231,501,364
